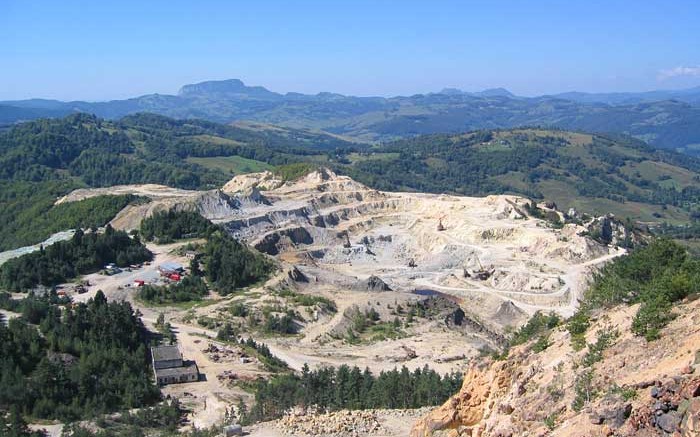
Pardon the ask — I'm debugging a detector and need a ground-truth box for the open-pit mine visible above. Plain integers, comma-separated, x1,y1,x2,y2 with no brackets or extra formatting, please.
49,168,626,433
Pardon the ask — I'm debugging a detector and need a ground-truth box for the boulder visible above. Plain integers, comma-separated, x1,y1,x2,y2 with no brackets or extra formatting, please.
588,397,632,429
656,412,681,433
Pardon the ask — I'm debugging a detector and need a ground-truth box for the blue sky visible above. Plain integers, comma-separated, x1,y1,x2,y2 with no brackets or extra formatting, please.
1,0,699,100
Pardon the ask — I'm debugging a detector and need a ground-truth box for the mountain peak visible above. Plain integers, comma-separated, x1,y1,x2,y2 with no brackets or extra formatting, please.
475,87,515,98
439,87,465,96
437,87,515,98
178,79,281,100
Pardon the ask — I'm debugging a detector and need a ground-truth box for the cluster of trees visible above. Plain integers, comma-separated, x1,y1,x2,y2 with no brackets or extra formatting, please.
137,276,209,305
238,337,289,373
0,291,160,421
0,291,69,324
262,312,298,335
139,209,214,243
654,221,700,242
0,406,47,437
0,225,152,291
202,232,273,294
59,401,183,437
246,364,462,423
570,238,700,341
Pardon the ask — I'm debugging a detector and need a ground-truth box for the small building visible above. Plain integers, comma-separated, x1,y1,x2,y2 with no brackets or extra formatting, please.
154,363,200,385
184,251,198,260
151,345,199,386
159,262,185,277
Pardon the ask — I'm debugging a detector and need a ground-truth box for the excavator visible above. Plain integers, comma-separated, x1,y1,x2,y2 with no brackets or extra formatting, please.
436,214,446,231
463,254,494,281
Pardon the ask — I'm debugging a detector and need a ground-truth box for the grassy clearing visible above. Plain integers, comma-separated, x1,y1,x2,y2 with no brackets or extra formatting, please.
347,152,400,163
535,179,688,223
192,134,243,146
186,155,273,175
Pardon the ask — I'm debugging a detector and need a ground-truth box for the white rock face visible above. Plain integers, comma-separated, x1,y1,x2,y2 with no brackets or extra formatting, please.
213,169,622,319
56,169,624,321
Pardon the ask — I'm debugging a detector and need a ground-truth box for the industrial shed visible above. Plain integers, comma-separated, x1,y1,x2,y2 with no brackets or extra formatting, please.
151,345,199,385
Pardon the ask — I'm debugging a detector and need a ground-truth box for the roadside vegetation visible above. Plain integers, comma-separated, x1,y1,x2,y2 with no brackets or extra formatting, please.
569,238,698,342
245,364,462,423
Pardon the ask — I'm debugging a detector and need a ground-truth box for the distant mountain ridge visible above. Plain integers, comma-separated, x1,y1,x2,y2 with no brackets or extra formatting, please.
2,79,700,154
549,86,700,105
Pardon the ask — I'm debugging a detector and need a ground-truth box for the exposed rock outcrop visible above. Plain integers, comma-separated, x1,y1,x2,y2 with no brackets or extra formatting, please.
194,190,240,219
354,275,392,292
411,297,700,437
410,363,512,437
287,265,308,283
222,170,284,193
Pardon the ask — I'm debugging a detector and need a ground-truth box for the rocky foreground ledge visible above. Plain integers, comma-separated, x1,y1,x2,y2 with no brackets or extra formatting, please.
410,298,700,437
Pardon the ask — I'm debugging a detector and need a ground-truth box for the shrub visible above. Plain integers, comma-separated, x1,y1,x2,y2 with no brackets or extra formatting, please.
631,296,674,341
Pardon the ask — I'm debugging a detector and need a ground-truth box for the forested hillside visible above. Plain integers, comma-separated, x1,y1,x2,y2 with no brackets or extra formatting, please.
0,113,353,251
341,129,700,223
0,292,160,421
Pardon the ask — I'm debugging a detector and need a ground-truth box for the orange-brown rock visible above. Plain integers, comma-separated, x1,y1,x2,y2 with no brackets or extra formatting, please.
410,362,511,437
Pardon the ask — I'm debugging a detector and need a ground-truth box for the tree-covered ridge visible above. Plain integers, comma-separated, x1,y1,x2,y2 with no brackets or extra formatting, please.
568,239,700,343
246,364,463,423
0,113,351,190
341,129,700,222
0,291,160,421
0,226,152,292
0,193,145,252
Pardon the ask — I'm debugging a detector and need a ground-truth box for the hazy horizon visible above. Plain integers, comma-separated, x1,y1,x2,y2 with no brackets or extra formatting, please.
4,76,700,104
